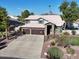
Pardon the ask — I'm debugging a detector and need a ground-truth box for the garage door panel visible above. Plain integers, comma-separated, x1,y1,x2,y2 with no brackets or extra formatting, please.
31,30,44,35
23,29,30,34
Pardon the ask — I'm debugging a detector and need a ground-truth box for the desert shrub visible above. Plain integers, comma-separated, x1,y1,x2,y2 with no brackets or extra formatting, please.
58,32,79,46
58,34,69,46
51,39,56,46
72,30,76,35
48,47,63,59
62,32,70,36
66,47,75,55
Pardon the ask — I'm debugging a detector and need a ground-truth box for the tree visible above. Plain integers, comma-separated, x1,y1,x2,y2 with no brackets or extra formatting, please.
17,16,23,21
21,10,30,18
18,10,30,22
30,12,34,15
0,7,8,31
70,1,79,22
59,1,79,29
0,6,9,38
60,1,69,15
0,7,7,31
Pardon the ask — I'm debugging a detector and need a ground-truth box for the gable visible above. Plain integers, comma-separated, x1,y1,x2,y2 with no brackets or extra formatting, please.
45,22,55,25
25,15,65,26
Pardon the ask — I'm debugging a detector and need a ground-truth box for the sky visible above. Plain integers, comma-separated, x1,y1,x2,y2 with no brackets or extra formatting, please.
0,0,79,16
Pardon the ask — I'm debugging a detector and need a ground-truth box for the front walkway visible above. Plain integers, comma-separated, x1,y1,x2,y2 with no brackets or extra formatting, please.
0,35,44,59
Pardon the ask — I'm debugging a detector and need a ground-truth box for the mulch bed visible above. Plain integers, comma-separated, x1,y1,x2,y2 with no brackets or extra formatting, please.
41,37,51,58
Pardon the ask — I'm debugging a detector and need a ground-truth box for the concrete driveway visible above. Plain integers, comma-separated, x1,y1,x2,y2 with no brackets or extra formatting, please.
0,35,44,59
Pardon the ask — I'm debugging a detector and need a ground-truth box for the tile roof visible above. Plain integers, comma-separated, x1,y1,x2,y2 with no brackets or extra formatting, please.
25,15,65,26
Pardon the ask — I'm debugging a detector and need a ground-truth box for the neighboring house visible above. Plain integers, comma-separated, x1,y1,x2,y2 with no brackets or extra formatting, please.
8,15,23,31
73,19,79,29
9,15,22,27
63,19,79,30
18,15,64,36
62,19,79,35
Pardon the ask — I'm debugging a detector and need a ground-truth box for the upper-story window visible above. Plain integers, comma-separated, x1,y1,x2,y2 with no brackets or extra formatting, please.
26,20,30,23
38,19,44,24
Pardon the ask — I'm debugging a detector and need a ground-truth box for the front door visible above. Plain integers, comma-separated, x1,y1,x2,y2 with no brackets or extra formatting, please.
47,25,52,35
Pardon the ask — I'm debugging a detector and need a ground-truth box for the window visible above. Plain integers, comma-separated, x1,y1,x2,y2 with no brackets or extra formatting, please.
38,19,44,24
26,20,30,23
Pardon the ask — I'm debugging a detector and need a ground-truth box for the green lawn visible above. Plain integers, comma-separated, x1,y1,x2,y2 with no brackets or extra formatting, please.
64,36,79,46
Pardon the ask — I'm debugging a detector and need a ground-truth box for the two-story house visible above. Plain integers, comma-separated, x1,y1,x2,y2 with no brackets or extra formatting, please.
18,15,64,36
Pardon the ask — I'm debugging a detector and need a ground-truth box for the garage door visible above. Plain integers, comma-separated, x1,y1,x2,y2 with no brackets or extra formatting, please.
31,29,44,35
23,29,30,34
22,27,45,35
